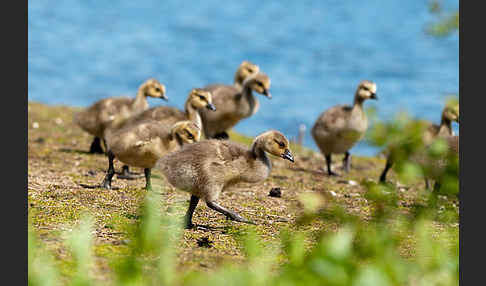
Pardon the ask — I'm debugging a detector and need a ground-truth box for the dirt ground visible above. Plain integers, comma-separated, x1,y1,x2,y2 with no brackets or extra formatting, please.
27,101,457,281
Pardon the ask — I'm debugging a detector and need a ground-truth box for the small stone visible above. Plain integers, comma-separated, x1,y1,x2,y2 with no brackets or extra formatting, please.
329,191,337,197
348,180,358,186
33,122,39,129
269,187,282,198
55,118,63,125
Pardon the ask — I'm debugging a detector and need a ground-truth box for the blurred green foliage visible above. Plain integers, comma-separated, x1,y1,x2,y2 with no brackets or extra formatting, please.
427,0,459,37
29,96,459,285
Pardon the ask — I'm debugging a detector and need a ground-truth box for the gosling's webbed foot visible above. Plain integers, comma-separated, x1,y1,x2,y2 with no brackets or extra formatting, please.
328,170,341,177
117,166,143,180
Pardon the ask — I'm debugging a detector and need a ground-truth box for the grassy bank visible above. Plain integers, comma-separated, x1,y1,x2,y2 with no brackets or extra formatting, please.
27,101,458,285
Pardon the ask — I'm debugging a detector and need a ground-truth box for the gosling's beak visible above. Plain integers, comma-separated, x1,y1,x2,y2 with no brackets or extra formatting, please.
262,89,272,99
281,149,294,162
370,92,378,100
161,95,169,101
206,103,216,111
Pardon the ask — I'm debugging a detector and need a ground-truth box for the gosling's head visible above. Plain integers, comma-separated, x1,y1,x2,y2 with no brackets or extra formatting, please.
171,121,201,145
234,61,260,87
442,104,459,123
141,78,168,101
355,80,377,101
242,72,272,99
256,130,294,162
188,88,216,111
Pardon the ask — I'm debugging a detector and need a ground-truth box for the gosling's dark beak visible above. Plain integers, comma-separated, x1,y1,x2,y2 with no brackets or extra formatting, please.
370,92,378,100
206,103,216,111
262,89,272,99
161,95,169,101
281,149,294,162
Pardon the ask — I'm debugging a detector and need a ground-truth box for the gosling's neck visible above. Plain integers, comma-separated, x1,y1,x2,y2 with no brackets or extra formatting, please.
133,87,149,110
184,101,202,130
241,84,258,114
250,138,271,170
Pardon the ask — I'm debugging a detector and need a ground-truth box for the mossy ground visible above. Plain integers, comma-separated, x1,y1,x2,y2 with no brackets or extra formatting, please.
27,101,458,283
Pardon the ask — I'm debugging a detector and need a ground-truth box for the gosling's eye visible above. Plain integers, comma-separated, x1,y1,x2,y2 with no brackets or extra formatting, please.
185,130,194,139
198,95,205,100
155,87,161,92
247,68,254,73
275,140,285,148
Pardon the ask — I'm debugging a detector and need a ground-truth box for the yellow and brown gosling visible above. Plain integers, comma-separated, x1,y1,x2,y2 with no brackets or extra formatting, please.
413,135,459,192
100,120,201,191
204,61,260,91
74,78,167,154
312,80,378,176
199,72,272,139
155,130,294,229
379,103,459,184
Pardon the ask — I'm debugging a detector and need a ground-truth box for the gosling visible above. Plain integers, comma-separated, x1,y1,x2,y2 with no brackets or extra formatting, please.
74,79,167,154
312,80,378,176
199,72,272,139
155,130,294,229
379,104,459,184
412,135,459,192
425,135,459,192
100,120,201,191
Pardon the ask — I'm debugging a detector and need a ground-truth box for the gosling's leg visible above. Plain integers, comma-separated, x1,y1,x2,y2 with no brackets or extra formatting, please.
424,177,430,190
213,132,229,140
206,201,254,224
101,151,116,189
343,151,352,173
144,168,152,191
117,165,143,180
184,195,200,229
325,154,340,176
379,159,393,183
433,182,441,192
89,137,104,154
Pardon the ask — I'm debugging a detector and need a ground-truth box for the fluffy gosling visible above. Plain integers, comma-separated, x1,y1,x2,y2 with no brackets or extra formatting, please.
101,120,201,191
155,130,294,229
379,104,459,184
74,79,167,154
312,80,377,176
199,72,272,139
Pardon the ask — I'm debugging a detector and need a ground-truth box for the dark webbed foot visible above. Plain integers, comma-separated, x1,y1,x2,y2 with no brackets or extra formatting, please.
89,137,104,154
206,201,255,225
117,165,143,180
328,170,341,177
213,132,229,140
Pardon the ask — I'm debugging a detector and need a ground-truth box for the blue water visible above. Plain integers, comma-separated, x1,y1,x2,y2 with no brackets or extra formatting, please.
28,0,459,156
